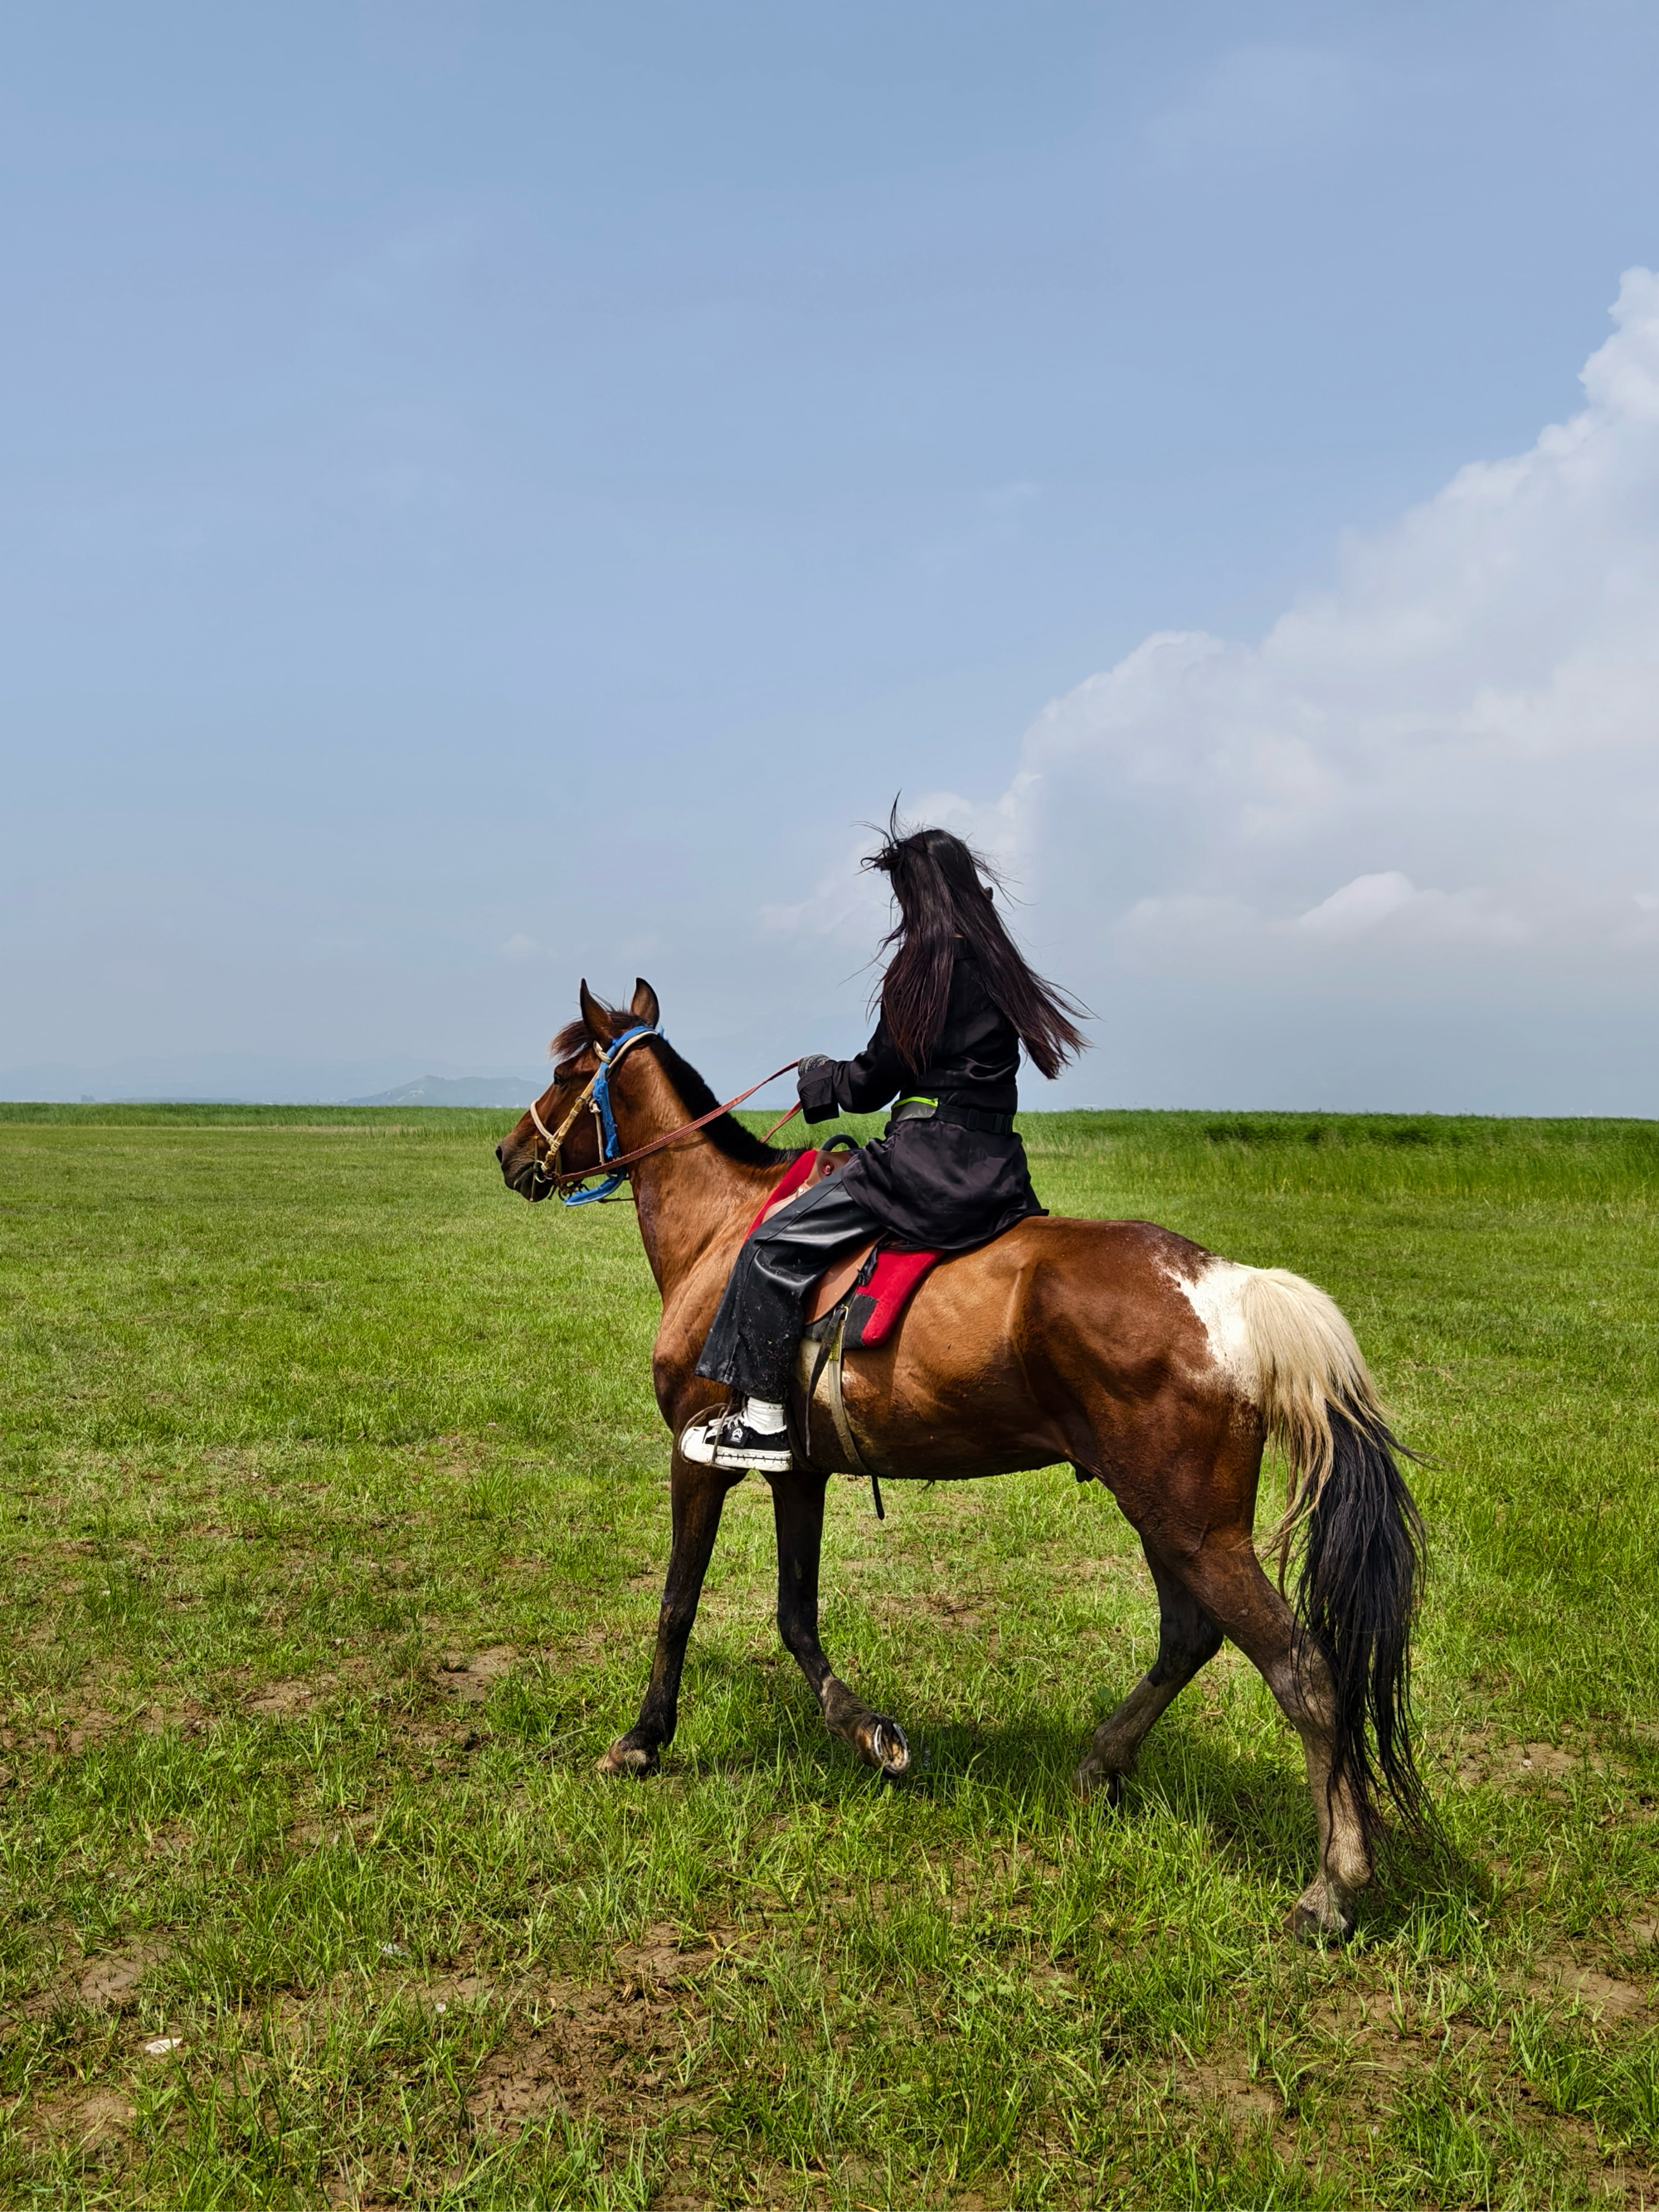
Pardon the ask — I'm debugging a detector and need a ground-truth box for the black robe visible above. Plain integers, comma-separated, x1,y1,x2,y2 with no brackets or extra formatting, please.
796,951,1044,1253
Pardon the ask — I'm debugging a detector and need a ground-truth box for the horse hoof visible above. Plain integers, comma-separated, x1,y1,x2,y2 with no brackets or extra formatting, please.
1074,1760,1125,1806
596,1739,657,1778
1290,1890,1355,1946
870,1719,910,1781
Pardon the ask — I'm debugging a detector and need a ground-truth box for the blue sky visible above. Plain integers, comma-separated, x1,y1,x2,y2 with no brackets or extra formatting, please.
4,2,1658,1106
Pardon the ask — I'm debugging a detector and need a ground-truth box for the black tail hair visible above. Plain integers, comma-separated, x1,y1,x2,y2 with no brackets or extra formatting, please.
1294,1407,1428,1841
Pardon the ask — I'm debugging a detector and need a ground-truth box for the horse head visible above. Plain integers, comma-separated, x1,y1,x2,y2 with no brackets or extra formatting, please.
496,977,660,1200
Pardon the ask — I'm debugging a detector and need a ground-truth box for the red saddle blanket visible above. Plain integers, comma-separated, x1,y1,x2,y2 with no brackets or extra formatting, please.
743,1149,942,1349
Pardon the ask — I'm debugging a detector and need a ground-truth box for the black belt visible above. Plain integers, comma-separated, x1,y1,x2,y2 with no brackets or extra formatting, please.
888,1099,1014,1136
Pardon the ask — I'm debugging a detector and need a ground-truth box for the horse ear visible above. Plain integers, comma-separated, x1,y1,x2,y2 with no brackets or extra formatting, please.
630,978,659,1028
578,980,612,1043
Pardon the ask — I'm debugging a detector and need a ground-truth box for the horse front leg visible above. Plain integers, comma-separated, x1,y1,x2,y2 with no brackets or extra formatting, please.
598,1449,744,1777
770,1469,910,1781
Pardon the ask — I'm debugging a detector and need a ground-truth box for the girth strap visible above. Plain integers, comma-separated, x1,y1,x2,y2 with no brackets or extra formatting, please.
801,1307,884,1519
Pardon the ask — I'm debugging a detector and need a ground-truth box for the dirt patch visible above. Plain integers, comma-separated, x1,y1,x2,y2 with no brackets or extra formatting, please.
19,1939,168,2021
136,1698,207,1735
142,1819,194,1864
1183,2058,1280,2129
42,1709,117,1756
79,1947,163,2010
924,1592,995,1634
467,2031,591,2132
1513,1743,1599,1782
1454,1728,1608,1791
425,1973,495,2010
1525,1964,1650,2020
466,1952,707,2137
869,1589,999,1638
561,1626,618,1663
614,1924,718,1996
248,1678,320,1717
37,2088,136,2143
435,1647,517,1704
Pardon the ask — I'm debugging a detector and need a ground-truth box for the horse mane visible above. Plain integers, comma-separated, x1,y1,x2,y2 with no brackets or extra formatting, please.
548,1018,591,1062
547,1004,795,1169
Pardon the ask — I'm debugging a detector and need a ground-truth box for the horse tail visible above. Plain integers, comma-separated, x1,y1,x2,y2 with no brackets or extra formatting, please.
1237,1266,1428,1840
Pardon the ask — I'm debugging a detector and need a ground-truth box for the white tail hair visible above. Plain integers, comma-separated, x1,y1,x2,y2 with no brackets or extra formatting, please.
1236,1266,1392,1573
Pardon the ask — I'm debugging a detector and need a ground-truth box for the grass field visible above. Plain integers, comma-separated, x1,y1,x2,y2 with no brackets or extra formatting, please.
2,1100,1658,2209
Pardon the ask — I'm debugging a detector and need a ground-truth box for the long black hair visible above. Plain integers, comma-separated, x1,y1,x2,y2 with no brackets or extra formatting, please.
864,811,1089,1078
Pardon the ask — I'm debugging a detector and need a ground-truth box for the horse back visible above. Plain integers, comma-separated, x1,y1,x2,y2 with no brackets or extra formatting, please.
839,1213,1242,1482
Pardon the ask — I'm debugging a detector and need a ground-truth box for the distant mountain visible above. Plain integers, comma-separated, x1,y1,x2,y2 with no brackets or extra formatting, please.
347,1074,542,1107
0,1053,547,1105
1,1052,428,1102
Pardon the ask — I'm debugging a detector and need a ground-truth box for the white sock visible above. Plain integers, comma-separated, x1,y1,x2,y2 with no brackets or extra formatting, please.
743,1398,787,1434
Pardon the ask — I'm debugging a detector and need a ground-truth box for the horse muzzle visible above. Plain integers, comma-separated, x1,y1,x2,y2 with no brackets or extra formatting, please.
496,1135,553,1202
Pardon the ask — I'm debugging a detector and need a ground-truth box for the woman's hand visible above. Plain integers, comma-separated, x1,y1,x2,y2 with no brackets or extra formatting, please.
796,1054,838,1125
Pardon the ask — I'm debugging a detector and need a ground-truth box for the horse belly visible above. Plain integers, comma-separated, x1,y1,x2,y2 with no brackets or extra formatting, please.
831,1259,1069,1480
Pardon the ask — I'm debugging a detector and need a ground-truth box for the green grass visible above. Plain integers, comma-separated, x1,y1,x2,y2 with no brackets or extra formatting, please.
1,1101,1657,2208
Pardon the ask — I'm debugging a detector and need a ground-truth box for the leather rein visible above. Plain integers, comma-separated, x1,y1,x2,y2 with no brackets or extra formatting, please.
528,1023,802,1204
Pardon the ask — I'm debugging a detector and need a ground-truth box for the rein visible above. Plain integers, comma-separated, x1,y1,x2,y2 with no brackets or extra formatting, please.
529,1025,802,1204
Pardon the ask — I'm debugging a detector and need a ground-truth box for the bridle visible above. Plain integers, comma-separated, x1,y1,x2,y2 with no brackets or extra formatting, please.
528,1022,657,1204
528,1023,802,1203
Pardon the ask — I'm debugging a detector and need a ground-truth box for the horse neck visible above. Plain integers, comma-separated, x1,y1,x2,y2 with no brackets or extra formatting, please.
615,1053,781,1296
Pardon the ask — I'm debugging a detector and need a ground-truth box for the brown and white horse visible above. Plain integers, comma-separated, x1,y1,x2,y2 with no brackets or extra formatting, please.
497,980,1428,1939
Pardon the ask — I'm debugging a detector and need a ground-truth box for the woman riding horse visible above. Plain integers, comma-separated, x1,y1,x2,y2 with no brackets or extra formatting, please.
684,819,1087,1473
496,842,1428,1939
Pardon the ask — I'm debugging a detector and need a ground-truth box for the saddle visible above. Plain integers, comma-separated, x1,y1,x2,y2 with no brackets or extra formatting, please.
742,1145,948,1507
742,1144,942,1348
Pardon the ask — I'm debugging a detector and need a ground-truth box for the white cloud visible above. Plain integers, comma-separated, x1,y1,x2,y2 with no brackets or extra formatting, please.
766,271,1659,1109
1289,873,1530,947
1006,270,1659,947
1292,871,1417,938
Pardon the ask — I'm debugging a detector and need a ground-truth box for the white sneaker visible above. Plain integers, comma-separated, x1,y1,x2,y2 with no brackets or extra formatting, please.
679,1411,795,1473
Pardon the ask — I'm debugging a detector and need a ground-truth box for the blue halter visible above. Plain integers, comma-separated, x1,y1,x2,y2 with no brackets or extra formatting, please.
560,1023,657,1206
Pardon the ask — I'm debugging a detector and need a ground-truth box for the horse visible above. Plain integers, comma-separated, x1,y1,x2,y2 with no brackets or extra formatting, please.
496,980,1428,1940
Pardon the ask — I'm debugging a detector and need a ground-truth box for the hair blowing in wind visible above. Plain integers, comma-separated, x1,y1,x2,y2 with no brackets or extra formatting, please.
866,814,1090,1077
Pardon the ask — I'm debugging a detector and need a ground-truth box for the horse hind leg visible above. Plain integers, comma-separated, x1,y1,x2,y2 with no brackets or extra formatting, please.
771,1468,910,1781
1081,1526,1370,1937
1177,1538,1374,1941
1078,1546,1224,1803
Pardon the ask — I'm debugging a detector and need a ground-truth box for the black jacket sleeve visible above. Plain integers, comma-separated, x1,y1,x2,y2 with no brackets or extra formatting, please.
797,1019,911,1124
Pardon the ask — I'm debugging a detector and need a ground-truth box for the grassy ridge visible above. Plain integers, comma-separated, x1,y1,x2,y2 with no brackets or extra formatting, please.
1,1105,1657,2207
